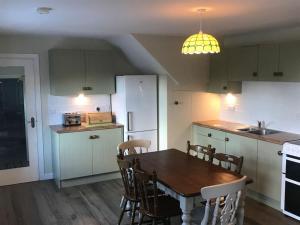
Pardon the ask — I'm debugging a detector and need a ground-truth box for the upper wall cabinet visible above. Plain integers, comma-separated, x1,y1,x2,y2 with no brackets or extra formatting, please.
85,50,114,95
208,51,242,94
257,44,279,81
278,42,300,81
227,46,259,81
49,49,115,96
49,49,86,96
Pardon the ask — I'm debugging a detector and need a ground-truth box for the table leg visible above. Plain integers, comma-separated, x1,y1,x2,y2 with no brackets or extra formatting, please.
237,187,247,225
179,196,194,225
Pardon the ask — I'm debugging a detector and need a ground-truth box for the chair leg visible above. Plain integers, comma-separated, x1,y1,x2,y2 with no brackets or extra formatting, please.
118,199,128,225
120,196,125,208
138,214,144,225
130,202,137,225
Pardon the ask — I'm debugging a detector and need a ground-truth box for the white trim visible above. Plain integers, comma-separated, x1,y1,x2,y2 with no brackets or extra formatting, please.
0,54,45,181
42,173,54,180
282,210,300,221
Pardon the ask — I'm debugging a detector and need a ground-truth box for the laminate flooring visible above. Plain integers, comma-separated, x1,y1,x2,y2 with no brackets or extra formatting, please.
0,179,298,225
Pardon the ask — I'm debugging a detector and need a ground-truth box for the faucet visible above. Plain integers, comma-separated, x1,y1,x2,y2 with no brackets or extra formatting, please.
257,120,266,130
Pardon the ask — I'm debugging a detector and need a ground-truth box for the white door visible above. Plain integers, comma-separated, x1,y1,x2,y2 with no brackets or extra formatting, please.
125,75,157,132
0,55,41,186
126,130,158,152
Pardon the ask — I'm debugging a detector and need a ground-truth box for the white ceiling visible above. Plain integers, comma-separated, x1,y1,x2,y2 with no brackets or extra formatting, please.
0,0,300,38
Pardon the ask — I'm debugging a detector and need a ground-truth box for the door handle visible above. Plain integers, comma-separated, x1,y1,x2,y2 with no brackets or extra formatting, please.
29,117,35,128
127,112,133,131
225,137,229,142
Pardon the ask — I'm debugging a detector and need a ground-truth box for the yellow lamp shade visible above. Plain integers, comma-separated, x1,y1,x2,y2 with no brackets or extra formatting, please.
182,32,220,54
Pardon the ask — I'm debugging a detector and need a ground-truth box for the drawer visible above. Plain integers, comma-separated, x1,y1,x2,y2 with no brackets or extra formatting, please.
193,125,226,141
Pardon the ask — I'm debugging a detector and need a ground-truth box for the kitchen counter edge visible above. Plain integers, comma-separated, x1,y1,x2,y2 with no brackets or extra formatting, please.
50,124,124,134
192,120,300,145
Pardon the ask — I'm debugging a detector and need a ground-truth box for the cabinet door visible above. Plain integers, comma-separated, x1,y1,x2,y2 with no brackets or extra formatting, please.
208,52,228,93
60,132,93,179
85,50,115,94
258,44,279,81
49,49,85,96
92,128,122,174
227,46,258,81
257,141,282,202
225,133,258,191
278,42,300,81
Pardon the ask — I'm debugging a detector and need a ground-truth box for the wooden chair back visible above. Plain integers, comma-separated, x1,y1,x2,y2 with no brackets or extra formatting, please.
117,156,137,200
118,139,151,155
200,176,247,225
187,140,215,163
134,169,159,215
213,153,244,174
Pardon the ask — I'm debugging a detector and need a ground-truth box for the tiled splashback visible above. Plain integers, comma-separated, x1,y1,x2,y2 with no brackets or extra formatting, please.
220,81,300,134
48,95,111,125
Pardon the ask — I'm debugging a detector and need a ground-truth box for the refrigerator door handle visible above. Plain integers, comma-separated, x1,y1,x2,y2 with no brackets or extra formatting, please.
127,111,133,131
128,135,133,141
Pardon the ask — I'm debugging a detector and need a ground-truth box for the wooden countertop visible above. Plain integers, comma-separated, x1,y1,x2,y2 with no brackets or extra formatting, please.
193,120,300,145
50,123,124,134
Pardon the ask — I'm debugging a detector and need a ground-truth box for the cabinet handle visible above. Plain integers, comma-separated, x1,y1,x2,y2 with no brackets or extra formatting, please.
277,150,283,156
82,87,93,91
208,133,212,137
252,72,258,77
223,86,228,91
273,72,283,77
225,137,229,142
89,135,100,139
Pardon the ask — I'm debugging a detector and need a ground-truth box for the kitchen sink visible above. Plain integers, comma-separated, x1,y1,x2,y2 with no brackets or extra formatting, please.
248,129,281,135
237,127,281,135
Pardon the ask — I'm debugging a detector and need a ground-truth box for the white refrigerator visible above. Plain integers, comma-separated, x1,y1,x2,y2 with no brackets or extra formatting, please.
112,75,158,152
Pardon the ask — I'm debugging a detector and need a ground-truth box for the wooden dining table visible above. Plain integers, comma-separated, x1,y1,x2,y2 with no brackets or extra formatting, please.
125,149,253,225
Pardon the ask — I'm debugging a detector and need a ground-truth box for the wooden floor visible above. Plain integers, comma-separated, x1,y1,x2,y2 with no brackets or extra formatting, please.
0,179,299,225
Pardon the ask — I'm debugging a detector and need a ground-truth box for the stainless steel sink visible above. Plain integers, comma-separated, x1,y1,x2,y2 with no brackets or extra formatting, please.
237,127,281,135
248,129,280,135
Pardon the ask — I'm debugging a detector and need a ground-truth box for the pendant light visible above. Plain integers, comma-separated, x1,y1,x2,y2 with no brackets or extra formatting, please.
182,8,220,54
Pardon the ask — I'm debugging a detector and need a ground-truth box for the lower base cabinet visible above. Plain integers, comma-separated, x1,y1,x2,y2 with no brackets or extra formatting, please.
52,127,123,188
257,141,282,202
192,125,283,209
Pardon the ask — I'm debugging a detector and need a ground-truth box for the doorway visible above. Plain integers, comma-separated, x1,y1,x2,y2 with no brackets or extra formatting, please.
0,54,42,186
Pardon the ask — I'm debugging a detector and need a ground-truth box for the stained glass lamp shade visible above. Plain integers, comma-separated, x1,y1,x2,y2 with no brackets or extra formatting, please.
182,31,220,54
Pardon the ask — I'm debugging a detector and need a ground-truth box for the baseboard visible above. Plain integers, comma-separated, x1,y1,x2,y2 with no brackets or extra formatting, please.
61,172,121,188
247,189,280,210
40,172,54,180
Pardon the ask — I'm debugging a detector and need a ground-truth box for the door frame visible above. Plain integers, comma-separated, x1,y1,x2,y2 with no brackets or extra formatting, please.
0,53,44,181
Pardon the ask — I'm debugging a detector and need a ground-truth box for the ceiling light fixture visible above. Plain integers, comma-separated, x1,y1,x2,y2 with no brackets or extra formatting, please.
37,7,53,14
182,8,220,55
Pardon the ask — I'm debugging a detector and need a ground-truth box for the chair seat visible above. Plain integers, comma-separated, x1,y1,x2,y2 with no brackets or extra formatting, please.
141,195,181,218
124,184,165,201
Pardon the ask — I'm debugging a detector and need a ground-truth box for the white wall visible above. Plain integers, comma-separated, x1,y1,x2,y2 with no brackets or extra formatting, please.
220,81,300,134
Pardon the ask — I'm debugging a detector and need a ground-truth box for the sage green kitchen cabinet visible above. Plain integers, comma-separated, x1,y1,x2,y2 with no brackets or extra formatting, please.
49,49,115,96
257,141,282,203
59,131,93,180
208,51,242,94
257,44,280,81
84,50,115,95
92,128,122,174
278,42,300,82
52,127,123,188
192,125,226,157
225,133,258,191
49,49,85,96
227,46,259,81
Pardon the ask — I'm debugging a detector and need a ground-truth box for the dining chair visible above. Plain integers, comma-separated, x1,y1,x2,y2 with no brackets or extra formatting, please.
134,168,182,225
118,139,151,155
213,153,244,174
117,156,139,225
187,140,215,163
191,176,247,225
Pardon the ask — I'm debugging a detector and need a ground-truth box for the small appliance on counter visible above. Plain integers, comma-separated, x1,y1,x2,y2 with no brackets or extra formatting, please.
281,141,300,221
63,113,81,126
86,112,113,126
